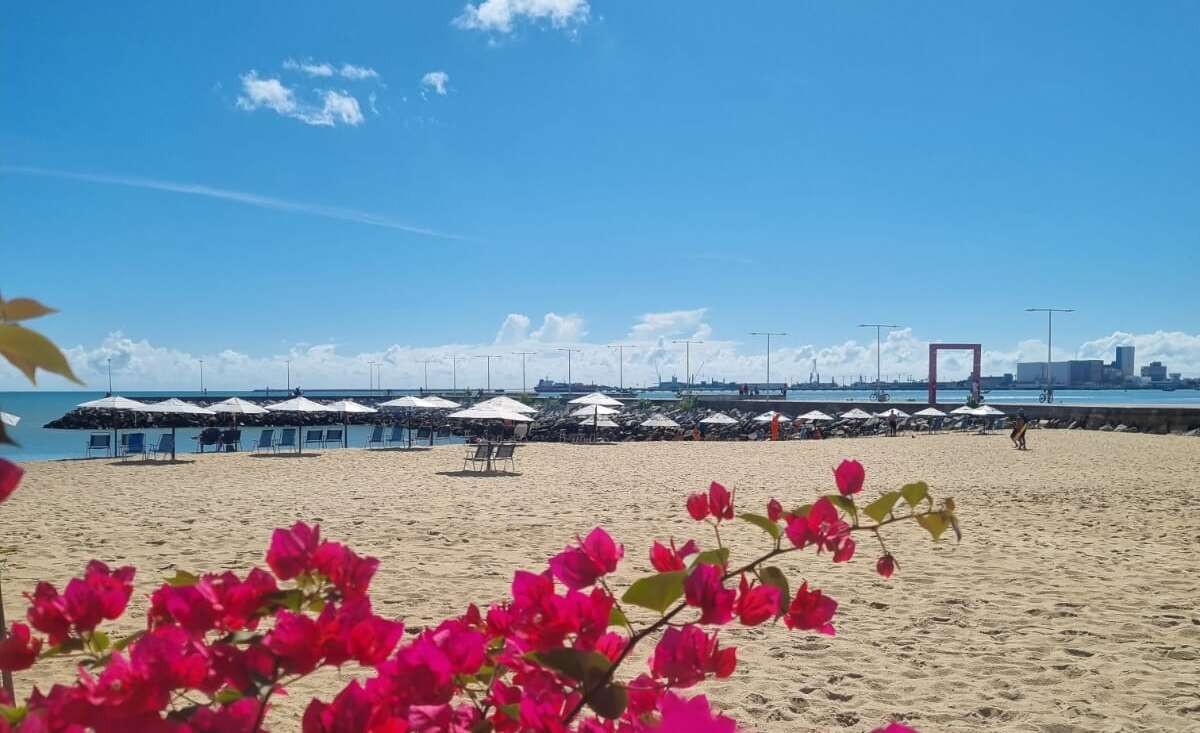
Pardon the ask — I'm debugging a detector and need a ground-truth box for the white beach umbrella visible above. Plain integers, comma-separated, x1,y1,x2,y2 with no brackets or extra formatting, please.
379,396,439,448
1,411,19,427
325,400,377,448
580,417,619,429
264,396,332,453
640,413,680,428
913,407,948,418
699,412,739,425
753,410,790,423
875,408,910,418
133,399,216,461
76,396,152,455
949,405,977,416
476,396,538,414
839,408,874,420
568,392,622,407
570,404,619,418
447,406,534,422
420,395,462,409
208,397,271,416
972,405,1006,417
796,410,834,422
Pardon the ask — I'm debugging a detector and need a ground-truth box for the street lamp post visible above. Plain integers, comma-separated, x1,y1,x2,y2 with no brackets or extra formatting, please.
474,355,501,392
556,348,581,395
749,331,786,391
1026,307,1074,403
449,356,467,393
607,344,637,391
511,352,537,394
415,359,436,393
367,361,378,396
198,359,205,395
285,360,292,393
857,324,899,402
671,340,703,394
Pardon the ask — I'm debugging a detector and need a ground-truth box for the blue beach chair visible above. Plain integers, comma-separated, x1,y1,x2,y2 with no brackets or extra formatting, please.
385,425,405,447
365,425,385,449
149,433,174,460
87,433,112,458
250,429,275,453
275,428,297,452
323,428,344,447
121,433,147,461
304,429,325,450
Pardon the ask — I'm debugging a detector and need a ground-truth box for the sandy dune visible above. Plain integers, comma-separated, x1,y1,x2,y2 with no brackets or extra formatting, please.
4,430,1199,731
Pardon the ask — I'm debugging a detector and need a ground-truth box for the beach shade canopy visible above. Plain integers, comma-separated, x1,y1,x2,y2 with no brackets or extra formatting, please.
753,410,790,423
1,411,19,427
796,410,834,422
77,395,151,411
325,400,377,414
839,408,874,420
264,397,332,453
640,413,680,428
875,408,910,418
949,405,978,415
420,396,462,409
913,407,948,418
699,412,739,425
580,417,619,429
476,396,538,414
132,399,216,461
447,406,534,422
570,404,619,418
379,396,438,409
568,392,622,407
207,397,270,415
972,405,1006,417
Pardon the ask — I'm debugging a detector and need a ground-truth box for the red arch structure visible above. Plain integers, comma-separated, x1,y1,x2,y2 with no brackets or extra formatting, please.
929,343,981,404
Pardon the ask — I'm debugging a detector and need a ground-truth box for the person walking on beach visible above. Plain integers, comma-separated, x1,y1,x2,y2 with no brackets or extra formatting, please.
1011,409,1029,450
887,414,898,437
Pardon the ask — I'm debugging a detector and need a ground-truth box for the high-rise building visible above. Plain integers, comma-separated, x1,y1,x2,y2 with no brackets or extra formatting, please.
1115,346,1135,377
1141,361,1168,382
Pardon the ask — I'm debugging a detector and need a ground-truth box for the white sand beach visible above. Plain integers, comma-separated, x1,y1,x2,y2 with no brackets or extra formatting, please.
4,430,1199,731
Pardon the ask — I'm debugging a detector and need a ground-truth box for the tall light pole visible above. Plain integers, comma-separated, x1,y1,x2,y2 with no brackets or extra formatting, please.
107,357,112,395
198,359,205,395
672,340,703,394
1026,307,1074,402
511,352,537,394
285,360,292,393
857,324,899,401
367,361,378,396
415,359,436,392
607,344,637,390
749,331,786,388
556,348,581,394
449,356,467,392
475,355,501,392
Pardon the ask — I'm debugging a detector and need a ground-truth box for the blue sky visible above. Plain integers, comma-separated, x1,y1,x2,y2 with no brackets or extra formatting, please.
4,1,1200,388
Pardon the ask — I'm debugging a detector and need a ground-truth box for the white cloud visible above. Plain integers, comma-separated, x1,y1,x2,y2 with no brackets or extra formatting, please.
531,313,585,342
318,90,364,126
283,58,335,77
628,308,711,341
421,71,450,96
494,314,532,344
340,64,380,80
235,72,364,127
236,72,298,117
454,0,589,34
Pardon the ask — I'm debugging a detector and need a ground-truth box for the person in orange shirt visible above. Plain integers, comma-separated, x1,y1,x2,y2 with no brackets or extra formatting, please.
770,413,780,441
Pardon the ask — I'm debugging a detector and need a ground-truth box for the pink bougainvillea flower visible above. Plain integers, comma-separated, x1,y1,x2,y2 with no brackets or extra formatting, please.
650,625,736,688
832,537,856,563
650,539,699,572
658,692,738,733
266,521,321,580
686,493,710,521
548,527,623,590
83,561,136,620
833,459,865,496
783,582,838,636
313,541,381,599
872,723,919,733
266,610,324,674
707,482,734,520
25,582,71,645
0,622,42,671
0,458,23,504
766,498,783,522
876,554,897,578
684,564,735,625
735,575,781,626
302,680,381,733
785,497,852,559
593,631,627,663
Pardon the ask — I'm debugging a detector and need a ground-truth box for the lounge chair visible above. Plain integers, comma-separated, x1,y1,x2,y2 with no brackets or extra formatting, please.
365,425,385,449
219,429,241,452
463,443,493,471
385,425,405,447
195,427,221,453
149,433,175,460
493,443,516,472
435,427,452,443
86,433,112,458
323,428,344,447
249,429,275,453
275,428,297,452
121,433,147,461
303,429,325,450
415,427,432,445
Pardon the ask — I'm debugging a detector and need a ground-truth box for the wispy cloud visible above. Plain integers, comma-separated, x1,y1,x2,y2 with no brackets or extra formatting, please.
340,63,380,80
454,0,589,34
236,72,365,127
421,71,450,96
283,58,380,81
1,166,462,240
283,58,335,77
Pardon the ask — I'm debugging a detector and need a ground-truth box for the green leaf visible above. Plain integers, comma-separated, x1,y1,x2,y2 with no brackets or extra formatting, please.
532,648,612,685
622,571,686,614
690,547,730,570
790,503,812,518
738,512,781,539
498,704,520,721
111,630,145,652
863,491,901,523
900,481,930,508
87,631,111,654
306,596,326,613
587,682,629,719
0,323,82,385
758,566,790,614
0,705,26,725
261,588,305,613
825,494,857,517
39,638,83,658
213,688,244,705
165,569,200,587
608,605,630,629
0,297,57,323
915,512,949,540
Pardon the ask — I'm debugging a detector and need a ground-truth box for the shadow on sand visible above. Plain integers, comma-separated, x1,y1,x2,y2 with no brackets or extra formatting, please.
365,446,434,453
435,470,523,478
248,453,322,459
108,459,198,467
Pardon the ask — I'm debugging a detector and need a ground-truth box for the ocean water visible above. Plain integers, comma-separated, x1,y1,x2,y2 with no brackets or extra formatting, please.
2,388,1197,462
